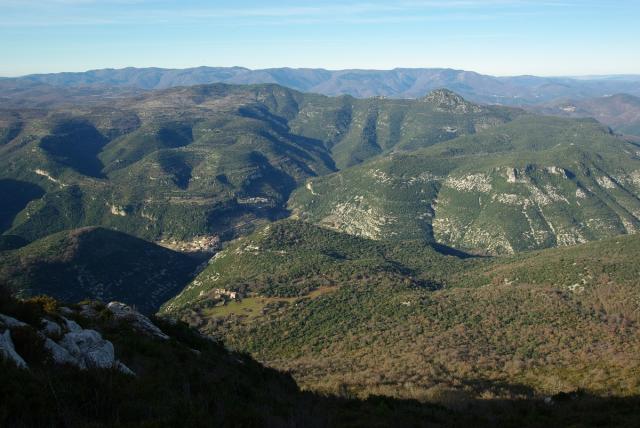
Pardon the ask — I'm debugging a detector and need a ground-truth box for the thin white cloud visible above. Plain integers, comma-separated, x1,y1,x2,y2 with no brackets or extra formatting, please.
0,0,577,27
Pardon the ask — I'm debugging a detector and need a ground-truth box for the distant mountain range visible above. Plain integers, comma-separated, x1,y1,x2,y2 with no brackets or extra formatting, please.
3,66,640,107
535,93,640,137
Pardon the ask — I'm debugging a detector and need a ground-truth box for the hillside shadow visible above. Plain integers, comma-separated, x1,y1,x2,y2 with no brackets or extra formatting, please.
307,380,640,427
39,119,108,178
430,241,483,259
0,179,45,233
157,151,193,190
238,105,337,173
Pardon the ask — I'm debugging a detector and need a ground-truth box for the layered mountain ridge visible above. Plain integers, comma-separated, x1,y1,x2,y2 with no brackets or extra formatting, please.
291,114,640,254
0,84,517,246
5,66,640,106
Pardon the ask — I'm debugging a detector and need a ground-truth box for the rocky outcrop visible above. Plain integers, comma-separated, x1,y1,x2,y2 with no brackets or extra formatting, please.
107,302,169,340
47,321,135,374
44,337,77,365
424,89,483,113
0,330,27,369
0,311,134,375
62,317,82,333
40,319,62,337
59,329,117,369
0,314,28,328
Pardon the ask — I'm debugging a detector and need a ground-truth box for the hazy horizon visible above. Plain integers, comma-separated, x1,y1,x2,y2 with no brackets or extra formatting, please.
3,64,640,80
1,0,639,77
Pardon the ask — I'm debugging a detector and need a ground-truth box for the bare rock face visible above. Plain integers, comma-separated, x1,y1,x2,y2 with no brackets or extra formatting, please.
425,89,482,113
53,324,134,374
62,317,83,333
59,329,115,369
1,310,135,375
0,330,28,369
44,337,78,366
40,319,62,337
0,314,28,328
107,302,169,340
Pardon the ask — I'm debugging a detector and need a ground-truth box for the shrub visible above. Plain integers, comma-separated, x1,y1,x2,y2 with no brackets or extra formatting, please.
26,295,58,314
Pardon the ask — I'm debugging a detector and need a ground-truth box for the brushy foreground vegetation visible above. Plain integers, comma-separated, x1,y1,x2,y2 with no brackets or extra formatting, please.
164,220,640,406
2,286,640,427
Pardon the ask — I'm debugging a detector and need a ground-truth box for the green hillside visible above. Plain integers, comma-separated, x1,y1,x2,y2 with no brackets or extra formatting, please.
6,84,635,255
288,88,518,168
2,83,640,426
160,220,472,315
291,115,640,253
0,289,457,428
0,84,516,245
162,220,640,403
0,85,335,243
0,227,199,313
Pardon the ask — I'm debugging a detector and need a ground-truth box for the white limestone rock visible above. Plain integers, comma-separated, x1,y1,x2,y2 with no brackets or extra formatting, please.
0,330,28,369
0,314,28,328
107,302,169,340
40,319,62,337
46,328,134,375
44,337,79,366
62,317,83,333
117,361,135,376
59,329,115,369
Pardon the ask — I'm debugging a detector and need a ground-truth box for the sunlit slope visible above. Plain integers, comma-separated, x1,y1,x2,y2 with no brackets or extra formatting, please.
291,115,640,253
0,85,516,244
162,220,640,400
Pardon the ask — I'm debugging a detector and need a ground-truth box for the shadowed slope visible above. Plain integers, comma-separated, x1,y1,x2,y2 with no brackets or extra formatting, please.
0,227,199,313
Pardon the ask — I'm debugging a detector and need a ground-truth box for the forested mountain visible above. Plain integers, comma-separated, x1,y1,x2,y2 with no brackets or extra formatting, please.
0,227,199,314
2,83,640,254
161,220,640,403
291,115,640,253
3,285,638,427
535,93,640,137
0,84,516,245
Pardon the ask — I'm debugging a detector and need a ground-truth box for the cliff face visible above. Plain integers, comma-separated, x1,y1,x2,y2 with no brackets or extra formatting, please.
290,116,640,254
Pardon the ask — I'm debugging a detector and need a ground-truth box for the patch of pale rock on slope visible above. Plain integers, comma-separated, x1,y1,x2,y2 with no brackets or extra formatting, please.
0,329,27,368
432,165,613,253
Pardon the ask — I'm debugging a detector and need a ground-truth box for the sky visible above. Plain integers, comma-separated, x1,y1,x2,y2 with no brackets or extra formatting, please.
0,0,639,77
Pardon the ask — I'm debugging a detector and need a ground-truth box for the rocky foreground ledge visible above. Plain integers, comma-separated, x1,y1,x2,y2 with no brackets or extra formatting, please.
0,300,169,374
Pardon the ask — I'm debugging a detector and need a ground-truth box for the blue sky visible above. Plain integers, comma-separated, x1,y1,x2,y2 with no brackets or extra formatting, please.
1,0,639,77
